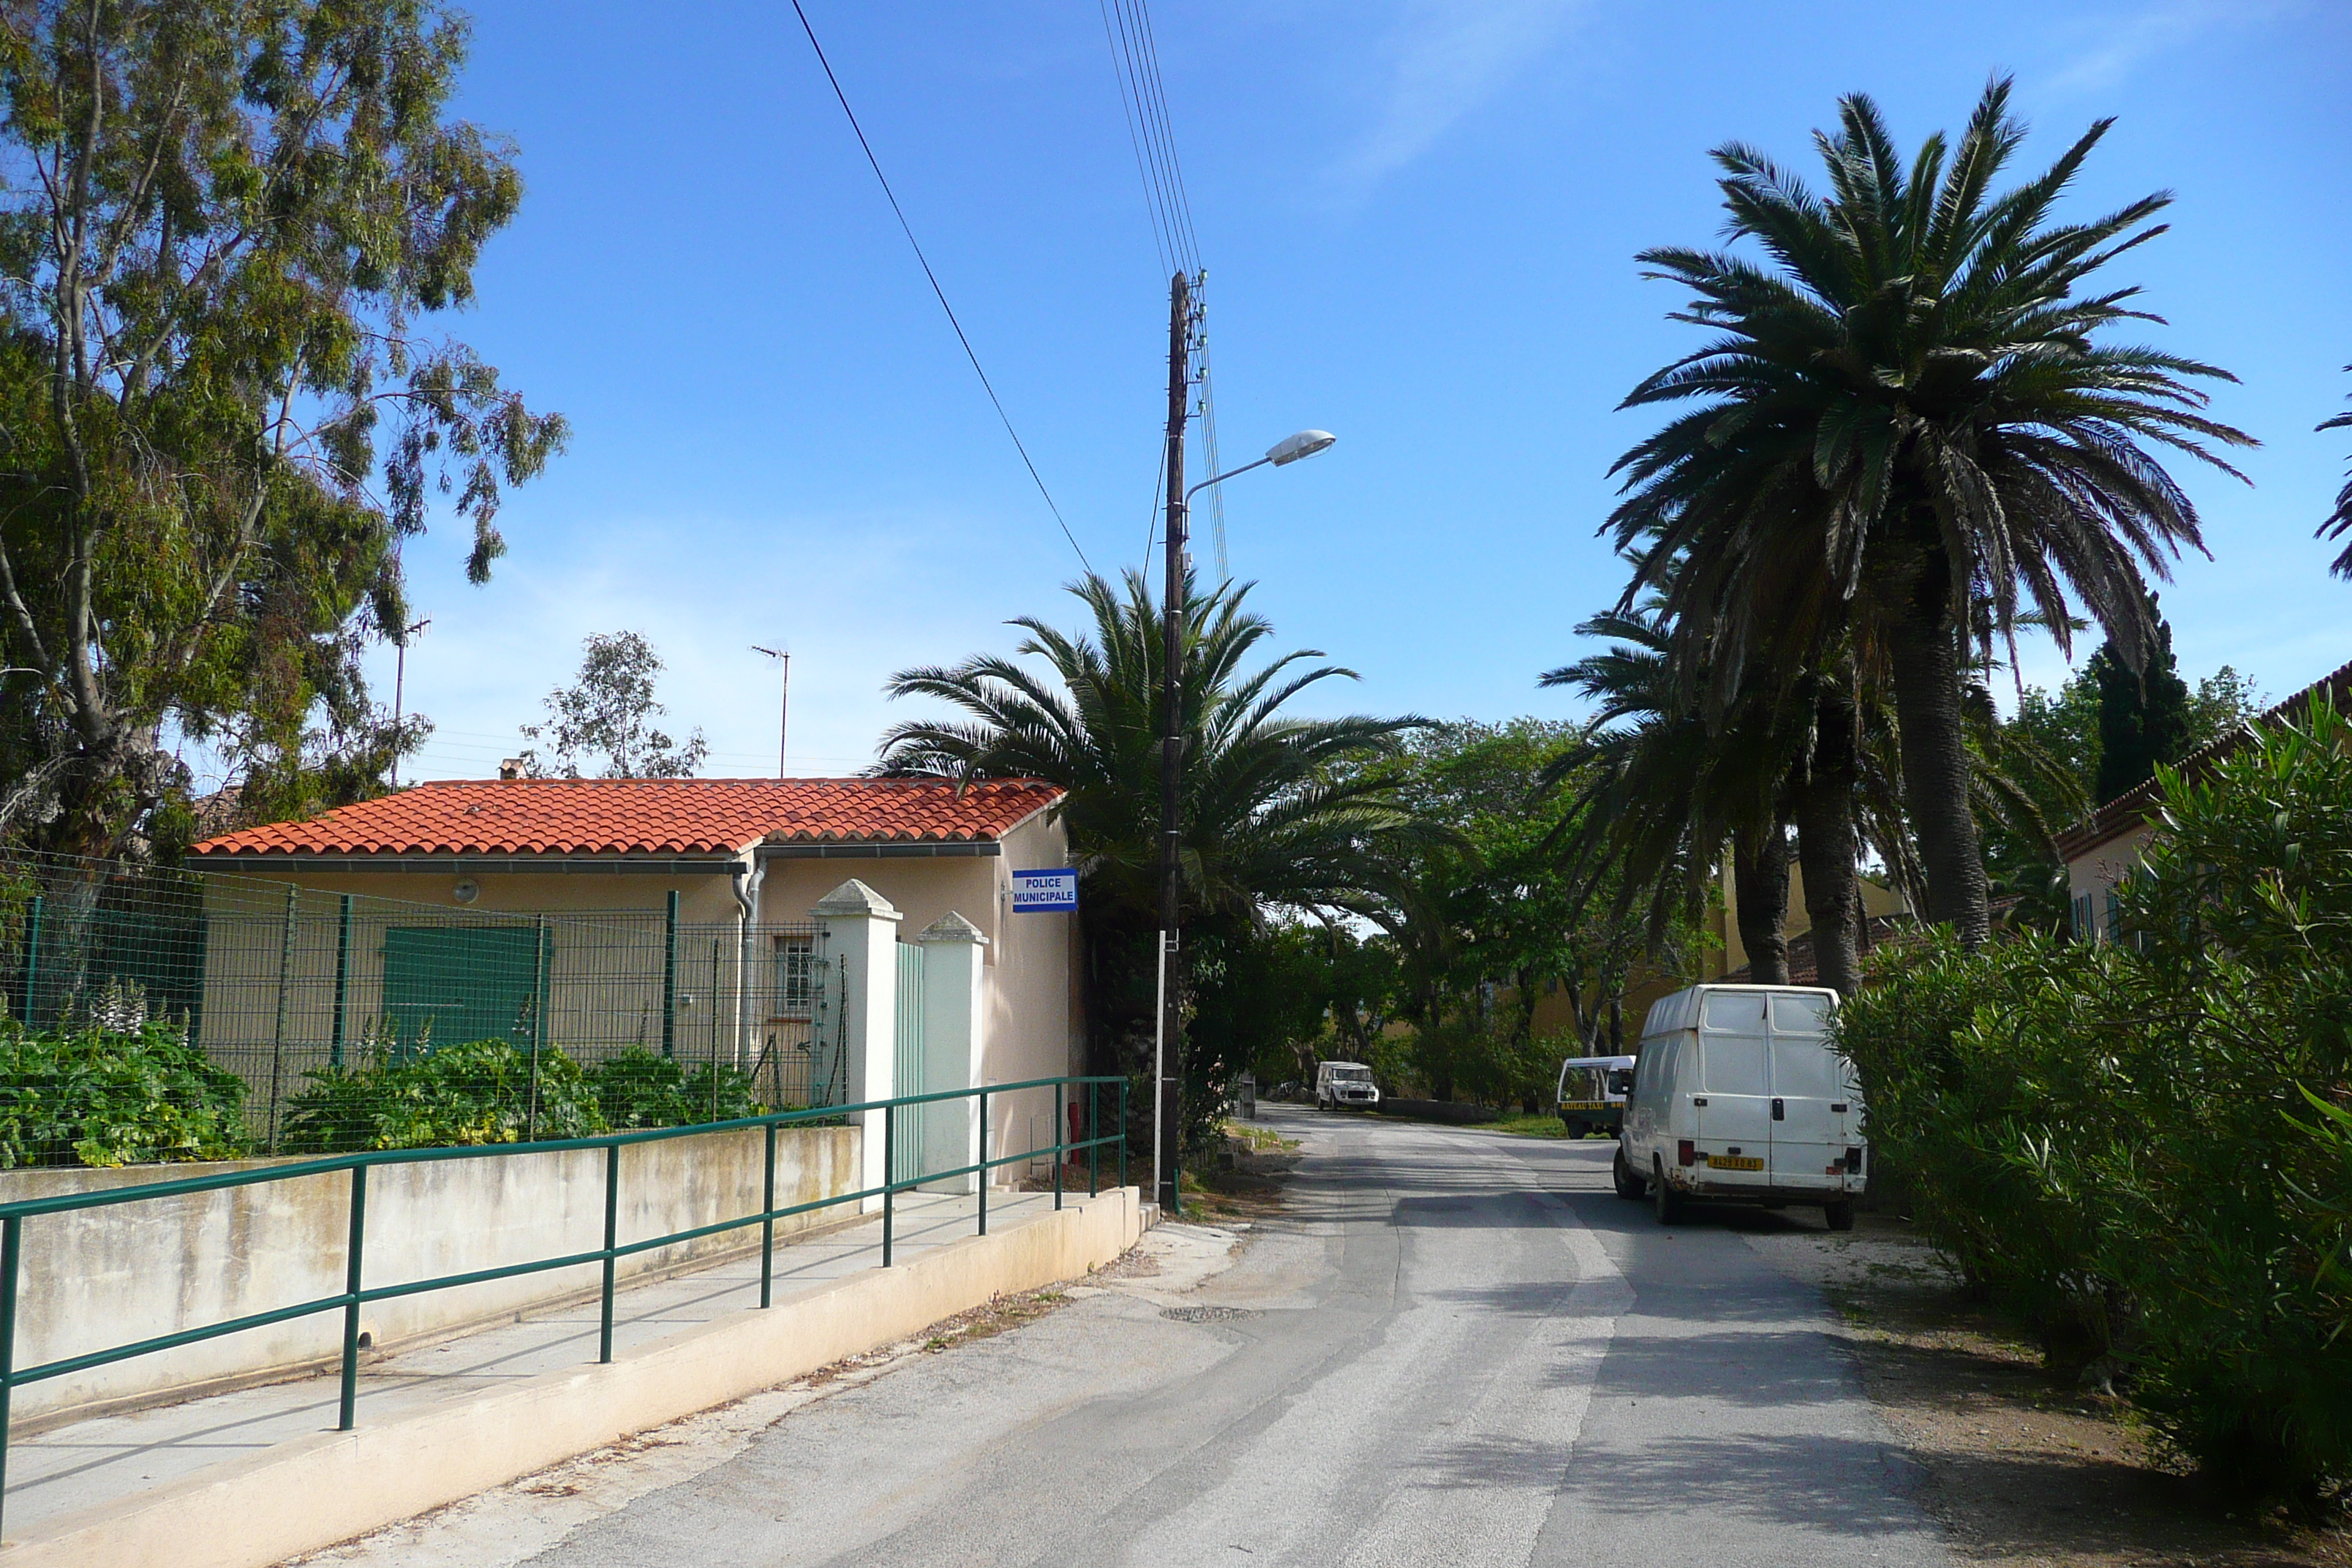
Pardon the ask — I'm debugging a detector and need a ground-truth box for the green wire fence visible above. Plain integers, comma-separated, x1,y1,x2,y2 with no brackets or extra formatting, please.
0,849,837,1164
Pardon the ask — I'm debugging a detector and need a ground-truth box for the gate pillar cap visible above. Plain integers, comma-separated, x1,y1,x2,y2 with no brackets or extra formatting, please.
915,912,987,946
812,878,902,920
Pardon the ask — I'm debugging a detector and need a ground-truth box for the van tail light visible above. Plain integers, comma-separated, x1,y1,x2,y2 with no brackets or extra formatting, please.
1677,1139,1697,1167
1844,1147,1864,1175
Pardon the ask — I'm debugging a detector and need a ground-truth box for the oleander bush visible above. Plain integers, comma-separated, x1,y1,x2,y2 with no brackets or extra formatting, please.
1836,698,2352,1506
0,1019,252,1168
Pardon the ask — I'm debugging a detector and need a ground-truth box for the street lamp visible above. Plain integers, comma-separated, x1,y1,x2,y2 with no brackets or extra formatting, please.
1154,421,1335,1215
1182,430,1337,502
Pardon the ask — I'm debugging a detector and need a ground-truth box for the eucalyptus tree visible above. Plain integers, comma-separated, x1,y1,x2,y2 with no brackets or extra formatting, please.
1607,79,2253,944
519,633,709,780
876,569,1427,1078
0,0,566,854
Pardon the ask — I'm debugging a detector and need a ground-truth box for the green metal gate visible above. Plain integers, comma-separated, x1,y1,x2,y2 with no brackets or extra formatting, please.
381,925,547,1060
892,941,925,1184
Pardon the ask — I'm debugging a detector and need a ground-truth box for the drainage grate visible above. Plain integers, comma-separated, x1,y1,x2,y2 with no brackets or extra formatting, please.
1160,1305,1261,1323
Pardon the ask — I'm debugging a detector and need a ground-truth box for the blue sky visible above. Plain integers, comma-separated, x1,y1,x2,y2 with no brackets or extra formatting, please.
345,0,2352,786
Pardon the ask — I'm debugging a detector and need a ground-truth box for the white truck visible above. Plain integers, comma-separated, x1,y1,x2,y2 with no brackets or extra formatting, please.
1555,1054,1636,1139
1315,1061,1380,1111
1613,984,1866,1231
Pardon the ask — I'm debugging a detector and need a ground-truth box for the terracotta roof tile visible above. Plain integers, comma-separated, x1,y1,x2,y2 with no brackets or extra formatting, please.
190,777,1064,860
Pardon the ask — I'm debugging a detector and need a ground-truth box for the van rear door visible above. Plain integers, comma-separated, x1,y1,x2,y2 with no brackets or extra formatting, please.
1765,992,1842,1187
1695,992,1772,1188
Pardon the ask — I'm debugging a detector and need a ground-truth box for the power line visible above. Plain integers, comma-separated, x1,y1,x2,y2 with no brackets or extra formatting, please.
1097,0,1225,579
787,1,1092,575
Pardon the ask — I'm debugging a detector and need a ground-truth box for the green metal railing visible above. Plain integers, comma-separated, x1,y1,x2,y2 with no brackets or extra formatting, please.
0,1072,1128,1539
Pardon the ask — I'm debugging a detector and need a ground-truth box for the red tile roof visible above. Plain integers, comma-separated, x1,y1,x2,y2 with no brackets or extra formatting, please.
191,778,1064,860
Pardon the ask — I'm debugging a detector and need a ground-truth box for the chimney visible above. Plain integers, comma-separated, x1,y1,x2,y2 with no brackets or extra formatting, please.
498,758,524,780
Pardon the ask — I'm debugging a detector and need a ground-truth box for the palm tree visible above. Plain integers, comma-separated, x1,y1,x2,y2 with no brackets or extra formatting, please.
876,569,1425,1074
1607,79,2253,945
2321,369,2352,576
1548,606,1876,995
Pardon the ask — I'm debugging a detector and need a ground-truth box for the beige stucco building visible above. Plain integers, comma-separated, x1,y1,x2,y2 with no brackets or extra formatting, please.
188,778,1086,1160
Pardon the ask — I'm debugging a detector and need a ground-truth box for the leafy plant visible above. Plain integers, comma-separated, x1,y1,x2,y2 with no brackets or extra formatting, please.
0,1021,251,1168
280,1038,606,1152
585,1047,761,1130
1837,697,2352,1504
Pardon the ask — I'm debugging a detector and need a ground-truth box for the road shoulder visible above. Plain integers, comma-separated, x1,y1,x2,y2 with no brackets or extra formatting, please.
1741,1215,2351,1568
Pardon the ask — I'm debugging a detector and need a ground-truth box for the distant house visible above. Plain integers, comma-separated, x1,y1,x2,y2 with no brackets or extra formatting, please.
187,777,1083,1121
2056,656,2352,941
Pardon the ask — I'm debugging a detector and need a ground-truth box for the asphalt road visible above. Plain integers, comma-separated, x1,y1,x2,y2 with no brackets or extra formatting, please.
337,1108,1950,1568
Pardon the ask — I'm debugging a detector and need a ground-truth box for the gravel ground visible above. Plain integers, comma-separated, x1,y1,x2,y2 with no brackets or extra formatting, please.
1741,1214,2350,1568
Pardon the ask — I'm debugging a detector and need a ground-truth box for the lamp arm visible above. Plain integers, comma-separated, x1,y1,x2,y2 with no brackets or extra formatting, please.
1183,454,1273,502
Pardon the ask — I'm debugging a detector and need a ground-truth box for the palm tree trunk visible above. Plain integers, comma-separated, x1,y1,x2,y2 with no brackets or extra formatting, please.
1886,602,1991,946
1732,820,1792,984
1795,690,1863,998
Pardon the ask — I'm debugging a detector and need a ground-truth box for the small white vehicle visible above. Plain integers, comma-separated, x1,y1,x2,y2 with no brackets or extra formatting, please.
1315,1061,1381,1111
1613,984,1865,1231
1556,1055,1637,1139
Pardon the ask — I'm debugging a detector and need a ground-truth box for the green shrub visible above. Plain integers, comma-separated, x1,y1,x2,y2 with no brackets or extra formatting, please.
0,1020,252,1167
1836,696,2352,1504
584,1047,762,1130
280,1037,608,1152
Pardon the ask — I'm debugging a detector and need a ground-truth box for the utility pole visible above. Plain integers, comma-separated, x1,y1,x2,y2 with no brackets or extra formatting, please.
752,645,791,776
389,617,430,788
1155,271,1191,1216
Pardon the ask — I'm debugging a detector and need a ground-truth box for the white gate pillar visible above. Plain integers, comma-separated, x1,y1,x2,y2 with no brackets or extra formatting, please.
813,878,902,1208
916,913,989,1192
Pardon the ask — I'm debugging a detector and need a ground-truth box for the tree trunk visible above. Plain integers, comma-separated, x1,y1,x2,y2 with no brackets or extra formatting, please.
1732,820,1792,984
1795,690,1863,998
1886,589,1991,946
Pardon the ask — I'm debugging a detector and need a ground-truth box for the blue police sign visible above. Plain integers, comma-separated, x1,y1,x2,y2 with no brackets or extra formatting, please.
1010,868,1079,913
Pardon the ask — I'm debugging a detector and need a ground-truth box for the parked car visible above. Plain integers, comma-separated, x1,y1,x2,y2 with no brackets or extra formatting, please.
1315,1061,1380,1112
1554,1054,1636,1139
1613,984,1864,1231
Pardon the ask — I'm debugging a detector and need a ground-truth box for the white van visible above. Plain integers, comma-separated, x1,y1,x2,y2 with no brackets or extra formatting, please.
1613,984,1865,1230
1555,1055,1636,1139
1316,1061,1380,1111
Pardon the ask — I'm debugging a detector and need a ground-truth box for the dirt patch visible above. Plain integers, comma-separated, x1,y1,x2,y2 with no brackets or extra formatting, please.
1742,1217,2351,1568
1175,1140,1300,1224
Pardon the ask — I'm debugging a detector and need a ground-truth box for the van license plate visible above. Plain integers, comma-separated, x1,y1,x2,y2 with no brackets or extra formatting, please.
1708,1155,1764,1171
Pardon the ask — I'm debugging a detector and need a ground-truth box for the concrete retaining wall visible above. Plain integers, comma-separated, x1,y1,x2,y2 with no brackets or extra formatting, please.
15,1186,1145,1568
1,1125,858,1422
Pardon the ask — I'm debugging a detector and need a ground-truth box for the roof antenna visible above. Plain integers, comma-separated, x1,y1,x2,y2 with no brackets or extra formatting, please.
751,644,790,777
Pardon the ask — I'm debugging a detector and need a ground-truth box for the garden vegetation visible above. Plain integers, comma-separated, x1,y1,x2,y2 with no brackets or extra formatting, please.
1836,701,2352,1506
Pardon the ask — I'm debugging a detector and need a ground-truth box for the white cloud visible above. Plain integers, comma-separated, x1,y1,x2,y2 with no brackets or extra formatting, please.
2044,0,2300,96
1337,0,1588,186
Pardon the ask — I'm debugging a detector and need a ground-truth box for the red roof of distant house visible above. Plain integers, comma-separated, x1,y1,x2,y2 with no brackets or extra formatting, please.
190,777,1064,860
2054,655,2352,863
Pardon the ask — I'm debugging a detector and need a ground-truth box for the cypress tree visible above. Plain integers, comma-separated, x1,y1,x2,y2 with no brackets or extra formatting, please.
2091,619,2195,804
